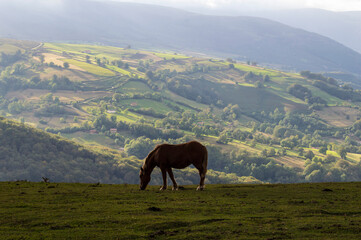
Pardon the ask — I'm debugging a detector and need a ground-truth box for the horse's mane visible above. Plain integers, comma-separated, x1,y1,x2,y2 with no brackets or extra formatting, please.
142,146,160,170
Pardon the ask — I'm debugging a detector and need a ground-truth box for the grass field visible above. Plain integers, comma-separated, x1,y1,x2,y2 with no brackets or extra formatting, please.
315,107,361,127
63,59,115,76
121,99,173,114
62,132,118,148
0,44,22,54
153,52,189,60
106,65,131,76
1,182,361,239
121,81,152,92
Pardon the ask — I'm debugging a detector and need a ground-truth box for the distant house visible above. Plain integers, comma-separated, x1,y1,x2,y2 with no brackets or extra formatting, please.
130,102,138,107
83,50,91,54
90,129,97,134
107,110,116,114
110,128,117,134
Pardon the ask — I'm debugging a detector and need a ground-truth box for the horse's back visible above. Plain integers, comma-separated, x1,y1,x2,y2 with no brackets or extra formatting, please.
155,141,207,169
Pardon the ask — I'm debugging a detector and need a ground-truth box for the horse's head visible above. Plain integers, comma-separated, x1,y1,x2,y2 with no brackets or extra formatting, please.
139,167,151,190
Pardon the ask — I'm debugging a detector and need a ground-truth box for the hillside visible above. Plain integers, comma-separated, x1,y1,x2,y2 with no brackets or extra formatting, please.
2,39,361,184
242,9,361,54
1,181,361,239
0,116,254,184
1,1,361,75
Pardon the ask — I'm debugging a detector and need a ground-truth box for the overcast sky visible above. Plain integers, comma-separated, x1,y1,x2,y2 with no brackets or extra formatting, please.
106,0,361,12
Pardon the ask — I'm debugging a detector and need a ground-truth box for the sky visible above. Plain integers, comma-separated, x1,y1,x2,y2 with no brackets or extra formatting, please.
106,0,361,12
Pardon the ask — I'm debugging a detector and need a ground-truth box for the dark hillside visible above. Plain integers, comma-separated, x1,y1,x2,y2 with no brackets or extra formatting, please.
0,116,140,183
0,117,252,184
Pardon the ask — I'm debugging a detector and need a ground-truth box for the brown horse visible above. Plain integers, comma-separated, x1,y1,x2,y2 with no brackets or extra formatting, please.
139,141,208,191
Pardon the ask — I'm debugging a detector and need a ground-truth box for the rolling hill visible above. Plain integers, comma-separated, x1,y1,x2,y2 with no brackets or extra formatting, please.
242,9,361,54
2,39,361,184
0,116,255,184
1,1,361,75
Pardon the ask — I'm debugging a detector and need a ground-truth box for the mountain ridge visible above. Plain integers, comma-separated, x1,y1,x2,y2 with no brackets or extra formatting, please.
1,1,361,75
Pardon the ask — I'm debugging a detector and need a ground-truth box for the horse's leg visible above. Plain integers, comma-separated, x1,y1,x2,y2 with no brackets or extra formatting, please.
196,167,207,191
159,168,167,191
167,168,178,190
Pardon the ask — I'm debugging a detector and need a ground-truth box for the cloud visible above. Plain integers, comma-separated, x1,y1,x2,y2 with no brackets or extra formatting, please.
107,0,361,12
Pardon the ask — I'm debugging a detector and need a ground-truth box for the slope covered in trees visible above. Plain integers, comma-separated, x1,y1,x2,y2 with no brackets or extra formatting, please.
0,117,256,184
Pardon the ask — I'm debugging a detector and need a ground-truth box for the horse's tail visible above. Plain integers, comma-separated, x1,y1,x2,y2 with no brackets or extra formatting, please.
203,146,208,172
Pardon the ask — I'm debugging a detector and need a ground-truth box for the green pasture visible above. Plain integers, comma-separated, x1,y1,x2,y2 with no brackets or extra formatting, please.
106,65,131,76
217,83,302,113
44,43,149,61
62,132,117,148
120,99,173,114
162,90,207,111
308,85,346,106
153,52,189,60
121,81,152,92
108,110,141,123
0,44,22,54
1,182,361,239
232,63,281,77
62,59,115,76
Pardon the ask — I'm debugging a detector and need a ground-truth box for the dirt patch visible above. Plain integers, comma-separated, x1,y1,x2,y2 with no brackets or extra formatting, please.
38,67,96,82
5,89,112,103
274,156,305,170
315,106,361,127
42,53,85,71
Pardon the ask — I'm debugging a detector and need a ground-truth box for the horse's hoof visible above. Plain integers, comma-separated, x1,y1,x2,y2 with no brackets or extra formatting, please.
196,186,204,191
172,187,179,191
159,187,167,191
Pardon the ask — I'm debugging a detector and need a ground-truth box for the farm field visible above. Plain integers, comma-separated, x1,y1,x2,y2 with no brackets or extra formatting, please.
1,181,361,239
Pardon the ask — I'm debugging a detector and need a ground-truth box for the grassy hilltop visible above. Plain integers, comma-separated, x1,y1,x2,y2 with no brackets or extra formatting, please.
1,181,361,239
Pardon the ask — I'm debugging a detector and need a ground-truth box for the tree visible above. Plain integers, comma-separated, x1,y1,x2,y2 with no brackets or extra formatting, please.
39,55,45,64
263,75,270,82
124,137,155,159
86,55,91,63
216,131,229,144
337,147,347,159
63,62,69,69
268,148,276,157
110,115,117,123
319,146,327,155
304,150,315,160
145,70,154,80
261,149,268,157
244,71,255,81
255,81,264,88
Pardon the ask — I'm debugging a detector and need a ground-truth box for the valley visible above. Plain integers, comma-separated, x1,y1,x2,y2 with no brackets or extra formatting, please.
1,39,361,184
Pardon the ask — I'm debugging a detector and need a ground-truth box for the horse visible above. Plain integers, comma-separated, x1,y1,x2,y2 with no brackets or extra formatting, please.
139,141,208,191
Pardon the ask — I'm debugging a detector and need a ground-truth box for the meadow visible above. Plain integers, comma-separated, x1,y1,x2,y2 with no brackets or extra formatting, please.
1,182,361,239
